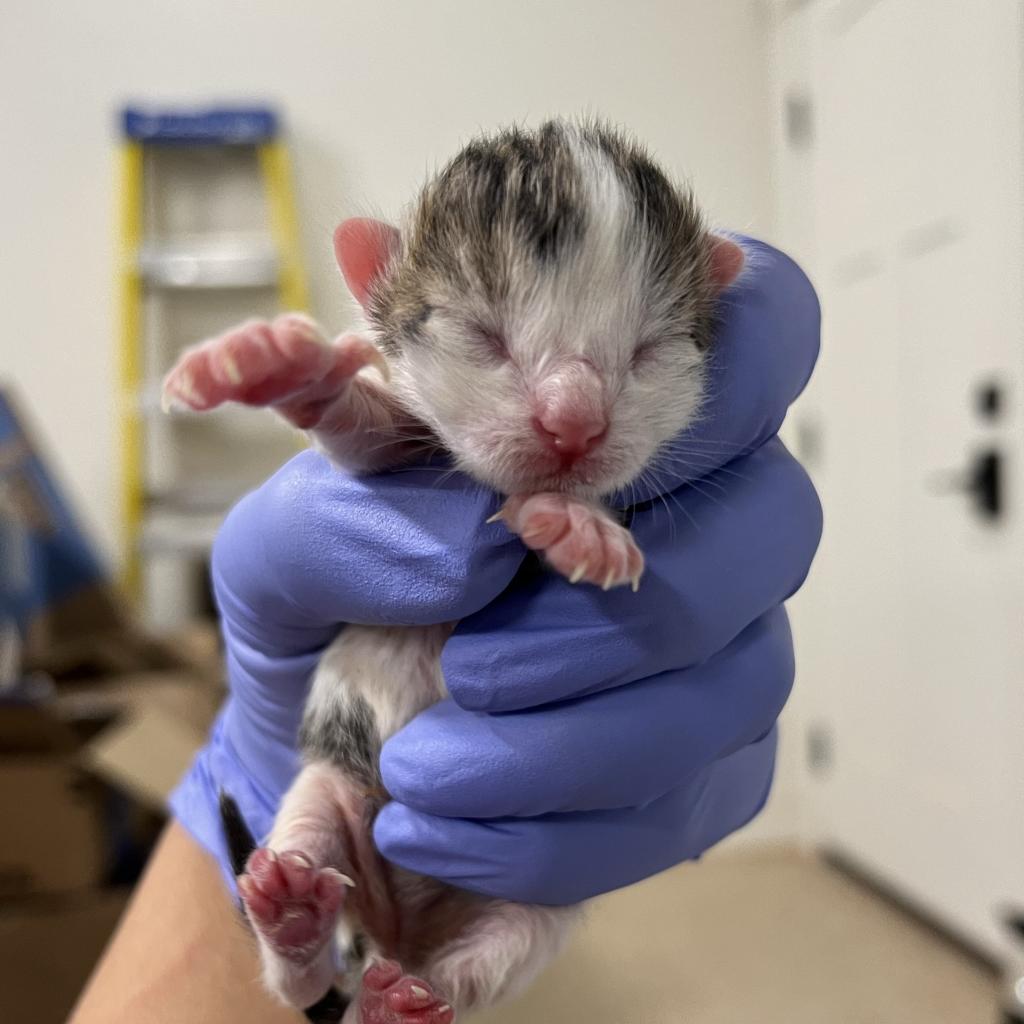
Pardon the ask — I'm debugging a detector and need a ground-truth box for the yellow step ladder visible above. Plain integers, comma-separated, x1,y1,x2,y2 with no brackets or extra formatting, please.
116,106,308,604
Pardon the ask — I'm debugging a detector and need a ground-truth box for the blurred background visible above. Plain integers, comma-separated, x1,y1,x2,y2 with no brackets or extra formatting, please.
2,0,1022,1021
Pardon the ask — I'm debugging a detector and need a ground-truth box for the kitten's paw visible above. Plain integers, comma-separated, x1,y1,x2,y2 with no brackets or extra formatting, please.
500,494,644,590
360,961,455,1024
162,314,388,425
237,848,353,964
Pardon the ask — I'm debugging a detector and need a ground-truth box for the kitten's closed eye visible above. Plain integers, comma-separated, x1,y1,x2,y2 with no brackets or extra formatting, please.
473,326,510,361
630,340,662,369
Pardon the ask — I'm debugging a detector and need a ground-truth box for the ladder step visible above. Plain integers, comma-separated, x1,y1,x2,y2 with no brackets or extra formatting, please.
122,106,278,145
147,481,253,515
138,238,280,289
139,509,224,555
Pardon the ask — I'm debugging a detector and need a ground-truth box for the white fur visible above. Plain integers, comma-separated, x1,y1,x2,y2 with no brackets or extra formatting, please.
307,624,451,741
427,901,581,1009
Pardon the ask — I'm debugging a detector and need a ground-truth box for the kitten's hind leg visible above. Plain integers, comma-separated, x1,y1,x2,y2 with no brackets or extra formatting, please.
238,763,359,1009
424,901,580,1016
251,624,450,1013
354,961,454,1024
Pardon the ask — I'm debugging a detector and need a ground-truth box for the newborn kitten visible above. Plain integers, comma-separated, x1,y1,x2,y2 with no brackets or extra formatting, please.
164,118,744,1023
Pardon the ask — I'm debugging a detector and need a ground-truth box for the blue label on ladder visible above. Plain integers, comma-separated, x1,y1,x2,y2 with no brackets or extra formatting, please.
121,106,279,144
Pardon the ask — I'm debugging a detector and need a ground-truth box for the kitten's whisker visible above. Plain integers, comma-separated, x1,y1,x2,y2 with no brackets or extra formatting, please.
683,478,733,513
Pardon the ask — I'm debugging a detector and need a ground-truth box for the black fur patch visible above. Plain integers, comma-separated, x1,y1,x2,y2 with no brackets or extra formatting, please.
369,120,587,339
298,694,382,788
426,120,585,272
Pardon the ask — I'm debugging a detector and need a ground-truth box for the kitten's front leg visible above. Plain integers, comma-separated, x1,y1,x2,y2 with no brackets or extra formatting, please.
162,313,424,471
499,494,644,591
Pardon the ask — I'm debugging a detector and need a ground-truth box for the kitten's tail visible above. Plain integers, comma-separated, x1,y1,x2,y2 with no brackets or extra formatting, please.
219,789,256,877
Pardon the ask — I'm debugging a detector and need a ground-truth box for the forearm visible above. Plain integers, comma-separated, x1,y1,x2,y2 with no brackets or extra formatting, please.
307,373,429,473
69,821,302,1024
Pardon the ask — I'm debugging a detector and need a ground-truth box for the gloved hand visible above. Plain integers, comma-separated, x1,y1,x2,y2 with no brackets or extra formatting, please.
170,237,822,906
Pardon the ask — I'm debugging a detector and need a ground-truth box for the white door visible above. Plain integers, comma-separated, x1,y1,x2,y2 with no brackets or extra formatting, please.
795,0,1024,959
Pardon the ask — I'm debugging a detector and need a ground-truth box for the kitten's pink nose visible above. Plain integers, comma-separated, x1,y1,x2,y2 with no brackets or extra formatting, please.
534,410,608,459
534,359,608,463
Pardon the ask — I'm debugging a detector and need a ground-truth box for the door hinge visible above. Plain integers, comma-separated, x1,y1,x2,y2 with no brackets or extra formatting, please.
794,415,823,471
786,91,814,150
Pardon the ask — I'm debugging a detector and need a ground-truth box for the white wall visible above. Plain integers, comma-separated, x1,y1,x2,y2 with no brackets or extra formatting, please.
1,0,775,562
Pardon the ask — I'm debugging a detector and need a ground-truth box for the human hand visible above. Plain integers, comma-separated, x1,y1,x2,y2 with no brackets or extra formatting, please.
372,238,822,903
170,237,821,907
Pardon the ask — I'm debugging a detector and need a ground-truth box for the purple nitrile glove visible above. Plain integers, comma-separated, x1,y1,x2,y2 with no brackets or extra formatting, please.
170,237,822,906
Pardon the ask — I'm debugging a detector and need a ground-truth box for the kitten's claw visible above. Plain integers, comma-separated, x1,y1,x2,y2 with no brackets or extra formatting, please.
569,562,588,584
501,493,644,590
160,389,185,414
163,369,205,411
238,848,350,962
631,573,642,593
485,509,505,524
220,352,243,385
362,345,391,383
359,960,455,1023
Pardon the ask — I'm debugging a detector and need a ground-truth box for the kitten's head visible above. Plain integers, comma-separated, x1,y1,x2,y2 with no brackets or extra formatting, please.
336,119,743,497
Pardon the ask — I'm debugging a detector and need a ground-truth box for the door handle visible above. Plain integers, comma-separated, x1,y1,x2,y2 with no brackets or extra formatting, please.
929,448,1003,521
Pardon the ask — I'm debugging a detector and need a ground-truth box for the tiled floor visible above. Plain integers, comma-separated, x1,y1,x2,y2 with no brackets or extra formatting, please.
472,848,999,1024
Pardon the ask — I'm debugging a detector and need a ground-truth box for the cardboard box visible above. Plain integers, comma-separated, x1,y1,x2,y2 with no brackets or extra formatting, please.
0,701,107,899
0,633,225,896
81,680,216,811
0,757,106,899
0,890,130,1024
56,647,225,814
0,384,226,896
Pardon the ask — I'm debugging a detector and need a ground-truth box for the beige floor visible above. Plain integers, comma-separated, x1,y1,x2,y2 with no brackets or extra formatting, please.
471,848,998,1024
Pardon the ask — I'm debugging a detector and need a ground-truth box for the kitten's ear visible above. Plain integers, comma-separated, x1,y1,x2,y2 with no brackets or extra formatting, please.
707,235,745,293
333,218,401,311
